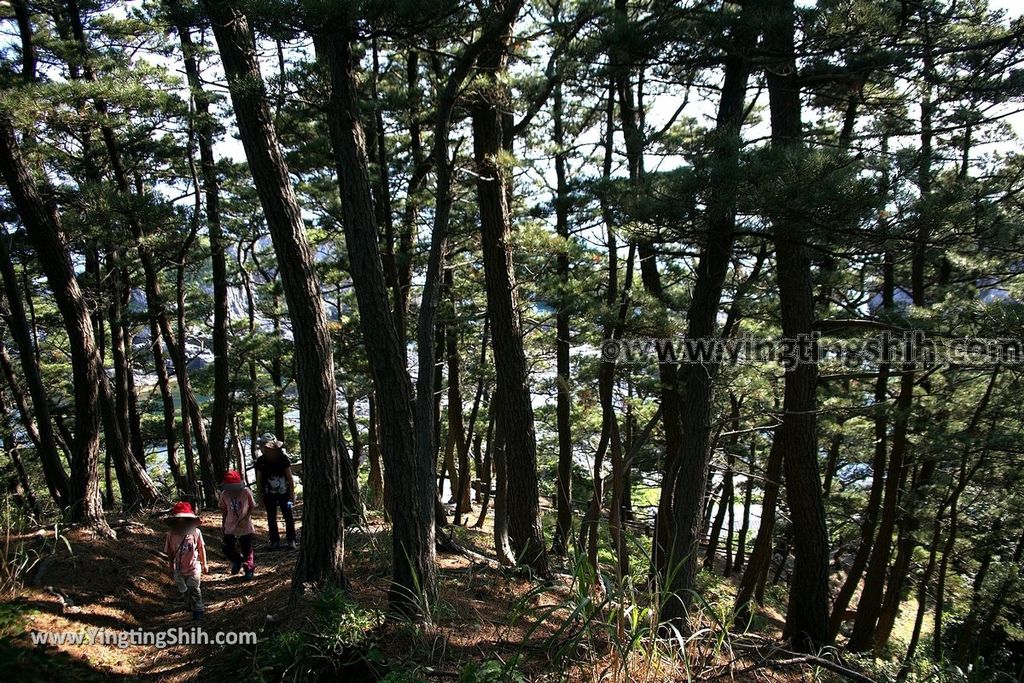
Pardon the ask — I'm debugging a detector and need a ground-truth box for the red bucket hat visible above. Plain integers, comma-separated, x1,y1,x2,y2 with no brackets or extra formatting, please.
222,470,244,490
163,501,200,524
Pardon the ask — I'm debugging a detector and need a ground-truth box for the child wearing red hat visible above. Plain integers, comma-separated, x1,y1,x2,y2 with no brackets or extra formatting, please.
219,470,256,579
162,502,208,621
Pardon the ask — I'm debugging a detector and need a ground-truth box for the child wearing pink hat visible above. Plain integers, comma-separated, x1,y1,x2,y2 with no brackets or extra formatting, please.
162,501,208,621
219,470,256,579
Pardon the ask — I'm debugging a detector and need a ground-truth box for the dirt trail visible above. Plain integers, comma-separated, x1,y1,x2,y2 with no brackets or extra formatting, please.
4,509,297,681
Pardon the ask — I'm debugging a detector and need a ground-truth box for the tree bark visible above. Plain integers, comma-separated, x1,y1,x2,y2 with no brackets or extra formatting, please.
552,74,573,557
471,0,547,576
0,119,109,532
764,0,831,648
169,0,231,482
315,26,432,612
205,1,346,591
658,0,758,624
491,408,516,567
0,237,70,507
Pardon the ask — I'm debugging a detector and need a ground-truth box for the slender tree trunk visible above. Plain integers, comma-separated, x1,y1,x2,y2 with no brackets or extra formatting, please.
848,368,915,651
830,366,891,637
475,400,497,528
169,0,231,481
107,259,132,463
149,317,186,494
173,257,218,506
444,270,471,520
706,398,741,569
551,72,574,557
0,119,109,533
0,388,42,519
471,0,547,576
736,424,784,613
821,432,843,500
581,83,628,577
345,394,363,494
896,504,944,683
365,394,386,512
0,237,70,506
733,441,755,575
955,523,999,665
315,27,432,612
205,1,346,591
758,0,832,649
63,0,181,507
659,0,758,624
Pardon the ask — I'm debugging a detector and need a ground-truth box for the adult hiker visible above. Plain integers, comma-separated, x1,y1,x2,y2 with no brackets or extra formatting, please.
254,433,297,550
219,470,256,579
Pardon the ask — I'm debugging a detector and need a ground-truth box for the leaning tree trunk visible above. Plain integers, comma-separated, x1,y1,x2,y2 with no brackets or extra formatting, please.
0,236,70,506
204,1,346,592
847,368,914,651
63,0,181,507
0,119,108,533
316,27,434,614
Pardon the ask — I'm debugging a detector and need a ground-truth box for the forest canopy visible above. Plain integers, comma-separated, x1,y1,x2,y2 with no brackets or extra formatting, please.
1,0,1024,681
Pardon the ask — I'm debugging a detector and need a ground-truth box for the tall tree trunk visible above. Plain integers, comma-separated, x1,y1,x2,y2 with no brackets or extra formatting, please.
552,74,574,557
205,1,346,592
829,367,891,638
315,26,432,613
410,0,524,566
169,0,231,482
471,0,547,576
658,0,758,624
174,256,218,506
444,269,472,520
0,119,109,533
582,83,628,576
829,147,897,638
764,0,831,648
150,317,186,495
104,257,159,509
62,0,179,507
0,237,70,506
106,258,132,464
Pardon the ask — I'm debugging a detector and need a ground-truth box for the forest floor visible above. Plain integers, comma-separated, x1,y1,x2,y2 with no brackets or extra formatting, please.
0,503,864,682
